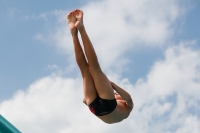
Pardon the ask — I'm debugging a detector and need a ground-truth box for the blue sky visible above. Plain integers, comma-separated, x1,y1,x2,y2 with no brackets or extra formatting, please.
0,0,78,100
0,0,200,132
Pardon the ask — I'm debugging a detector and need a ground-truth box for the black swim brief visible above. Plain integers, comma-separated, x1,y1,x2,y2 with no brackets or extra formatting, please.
89,96,117,116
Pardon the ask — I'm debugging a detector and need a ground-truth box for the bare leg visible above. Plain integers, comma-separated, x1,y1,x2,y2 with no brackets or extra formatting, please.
74,9,115,99
67,11,97,105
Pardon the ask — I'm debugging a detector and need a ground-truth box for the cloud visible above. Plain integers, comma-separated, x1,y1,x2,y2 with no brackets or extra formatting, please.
0,75,123,133
1,0,200,133
128,42,200,133
34,0,187,72
1,42,200,133
0,76,87,133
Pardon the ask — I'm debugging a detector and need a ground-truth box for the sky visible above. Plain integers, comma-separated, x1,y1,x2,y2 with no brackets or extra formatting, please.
0,0,200,132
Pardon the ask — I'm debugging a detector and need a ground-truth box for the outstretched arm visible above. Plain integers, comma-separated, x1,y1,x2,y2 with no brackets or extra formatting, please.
111,82,134,111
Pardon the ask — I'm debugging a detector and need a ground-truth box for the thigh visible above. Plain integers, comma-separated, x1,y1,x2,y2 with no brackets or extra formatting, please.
89,68,115,100
82,68,98,105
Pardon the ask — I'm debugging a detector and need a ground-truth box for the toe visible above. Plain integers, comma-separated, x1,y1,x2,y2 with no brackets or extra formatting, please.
67,12,72,17
75,9,79,11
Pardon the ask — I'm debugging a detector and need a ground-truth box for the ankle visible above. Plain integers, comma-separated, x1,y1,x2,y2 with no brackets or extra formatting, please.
78,25,85,33
71,29,78,36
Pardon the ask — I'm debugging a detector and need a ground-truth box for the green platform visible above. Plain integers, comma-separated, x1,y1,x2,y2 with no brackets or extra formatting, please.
0,115,21,133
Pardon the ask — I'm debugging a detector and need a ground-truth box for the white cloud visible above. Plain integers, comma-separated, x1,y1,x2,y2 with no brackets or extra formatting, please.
1,0,200,133
1,42,200,133
0,75,126,133
34,0,187,72
128,42,200,133
0,76,86,133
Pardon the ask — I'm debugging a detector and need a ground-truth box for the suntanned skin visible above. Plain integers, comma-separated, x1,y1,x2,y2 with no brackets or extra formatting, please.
67,9,133,124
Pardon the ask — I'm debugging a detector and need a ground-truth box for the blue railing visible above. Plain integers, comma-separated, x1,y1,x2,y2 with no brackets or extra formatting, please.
0,115,21,133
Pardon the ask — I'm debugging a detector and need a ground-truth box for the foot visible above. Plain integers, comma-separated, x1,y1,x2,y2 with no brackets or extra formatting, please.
67,11,77,34
74,9,84,30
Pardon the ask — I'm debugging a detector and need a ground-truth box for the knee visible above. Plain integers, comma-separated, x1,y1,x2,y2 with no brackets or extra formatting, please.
83,99,87,105
83,98,91,106
83,97,95,106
